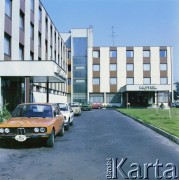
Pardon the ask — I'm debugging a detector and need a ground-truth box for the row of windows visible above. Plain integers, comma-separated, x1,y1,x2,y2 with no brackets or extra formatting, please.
93,50,167,58
93,63,168,72
4,0,66,64
92,77,168,85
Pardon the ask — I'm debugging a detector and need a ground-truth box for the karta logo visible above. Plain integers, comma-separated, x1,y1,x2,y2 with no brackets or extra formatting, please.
106,158,179,179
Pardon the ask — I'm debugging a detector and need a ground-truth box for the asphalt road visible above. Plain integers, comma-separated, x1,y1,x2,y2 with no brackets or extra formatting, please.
0,109,179,180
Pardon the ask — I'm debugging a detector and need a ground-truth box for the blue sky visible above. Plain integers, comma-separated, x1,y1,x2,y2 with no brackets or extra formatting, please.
41,0,179,82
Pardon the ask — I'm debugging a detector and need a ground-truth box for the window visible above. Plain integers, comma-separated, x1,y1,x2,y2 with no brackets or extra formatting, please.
143,78,151,85
126,50,134,58
127,64,134,71
93,50,100,58
110,50,117,58
160,50,167,58
110,78,117,85
19,11,25,31
160,64,167,71
127,78,134,85
45,40,48,53
30,52,34,60
31,0,34,12
143,50,150,57
4,33,11,56
68,51,71,59
50,46,52,60
160,78,168,84
93,64,100,71
89,94,104,103
143,64,150,71
106,93,121,103
38,7,42,22
38,32,41,47
158,92,168,103
110,64,117,71
5,0,12,17
45,18,48,32
93,78,100,85
68,79,71,85
30,23,34,39
19,44,24,60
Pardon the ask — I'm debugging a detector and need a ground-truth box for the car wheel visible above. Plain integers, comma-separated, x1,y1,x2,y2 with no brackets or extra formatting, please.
70,120,73,126
65,121,70,131
58,124,64,136
46,129,55,148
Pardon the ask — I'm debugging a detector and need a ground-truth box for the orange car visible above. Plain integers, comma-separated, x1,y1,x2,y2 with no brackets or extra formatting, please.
0,103,64,147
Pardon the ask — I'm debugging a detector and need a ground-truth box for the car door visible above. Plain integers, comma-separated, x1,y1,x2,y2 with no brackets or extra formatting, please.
69,106,74,122
52,105,62,135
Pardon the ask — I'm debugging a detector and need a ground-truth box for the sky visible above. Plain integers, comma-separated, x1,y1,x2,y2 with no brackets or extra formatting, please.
41,0,179,82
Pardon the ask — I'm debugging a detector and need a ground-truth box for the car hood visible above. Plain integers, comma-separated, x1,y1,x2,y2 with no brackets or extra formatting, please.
0,118,55,127
60,111,68,116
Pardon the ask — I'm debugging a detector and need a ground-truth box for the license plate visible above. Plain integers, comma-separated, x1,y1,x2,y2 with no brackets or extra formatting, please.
15,135,27,142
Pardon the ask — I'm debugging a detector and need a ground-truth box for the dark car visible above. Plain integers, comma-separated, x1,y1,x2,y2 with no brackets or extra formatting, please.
175,102,179,108
81,101,92,111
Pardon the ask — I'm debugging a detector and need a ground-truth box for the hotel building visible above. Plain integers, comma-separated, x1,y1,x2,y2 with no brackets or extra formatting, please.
63,29,172,107
0,0,68,111
88,46,172,107
0,0,173,110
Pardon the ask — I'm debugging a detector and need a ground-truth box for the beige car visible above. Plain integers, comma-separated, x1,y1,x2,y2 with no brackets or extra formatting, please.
69,102,81,116
0,103,64,147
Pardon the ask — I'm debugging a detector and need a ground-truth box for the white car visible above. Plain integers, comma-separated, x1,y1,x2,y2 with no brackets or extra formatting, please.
69,102,81,116
57,103,74,131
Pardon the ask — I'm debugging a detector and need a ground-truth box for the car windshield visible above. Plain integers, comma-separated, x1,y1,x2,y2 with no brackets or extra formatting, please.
58,104,68,111
12,104,53,118
70,103,79,107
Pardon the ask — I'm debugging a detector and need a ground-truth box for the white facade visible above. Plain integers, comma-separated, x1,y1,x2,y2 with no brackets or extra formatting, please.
88,46,173,107
0,0,68,110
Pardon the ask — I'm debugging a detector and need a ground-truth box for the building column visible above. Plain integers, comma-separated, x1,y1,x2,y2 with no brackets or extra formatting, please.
155,91,158,105
0,77,2,107
46,78,49,103
25,77,30,103
104,92,106,104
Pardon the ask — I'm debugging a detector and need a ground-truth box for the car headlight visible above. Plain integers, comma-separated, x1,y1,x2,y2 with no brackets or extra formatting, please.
0,128,4,133
4,128,10,134
34,127,39,133
40,128,46,133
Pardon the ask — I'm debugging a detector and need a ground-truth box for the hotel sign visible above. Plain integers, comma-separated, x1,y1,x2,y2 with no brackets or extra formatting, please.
139,86,157,91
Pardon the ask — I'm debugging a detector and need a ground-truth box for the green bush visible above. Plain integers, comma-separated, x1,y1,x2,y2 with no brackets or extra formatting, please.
0,104,11,123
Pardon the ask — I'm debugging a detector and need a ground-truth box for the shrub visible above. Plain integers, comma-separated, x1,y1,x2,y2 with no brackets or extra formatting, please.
0,104,11,123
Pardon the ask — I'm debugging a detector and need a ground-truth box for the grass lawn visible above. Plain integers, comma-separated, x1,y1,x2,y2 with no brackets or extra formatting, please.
117,108,179,138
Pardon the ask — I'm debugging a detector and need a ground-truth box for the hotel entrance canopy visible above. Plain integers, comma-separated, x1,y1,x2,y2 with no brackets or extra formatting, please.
0,61,67,83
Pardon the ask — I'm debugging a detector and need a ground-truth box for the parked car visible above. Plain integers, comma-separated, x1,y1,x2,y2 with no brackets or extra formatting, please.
175,102,179,108
92,102,103,109
81,101,92,111
69,102,81,116
0,103,64,147
57,103,74,130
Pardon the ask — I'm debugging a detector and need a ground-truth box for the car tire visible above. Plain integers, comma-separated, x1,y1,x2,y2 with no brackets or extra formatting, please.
70,120,73,126
58,124,64,136
46,129,55,148
65,120,70,131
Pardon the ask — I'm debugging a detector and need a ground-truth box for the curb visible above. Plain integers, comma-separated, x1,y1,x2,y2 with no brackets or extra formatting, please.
117,110,179,145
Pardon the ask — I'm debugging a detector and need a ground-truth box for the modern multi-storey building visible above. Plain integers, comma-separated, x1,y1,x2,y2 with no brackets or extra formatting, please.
61,28,93,103
0,0,173,110
63,28,172,107
88,46,172,107
0,0,67,111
